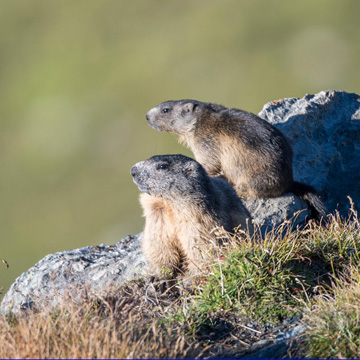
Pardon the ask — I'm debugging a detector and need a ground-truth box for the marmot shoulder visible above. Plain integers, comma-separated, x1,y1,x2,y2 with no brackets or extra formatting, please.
146,100,327,221
131,154,252,276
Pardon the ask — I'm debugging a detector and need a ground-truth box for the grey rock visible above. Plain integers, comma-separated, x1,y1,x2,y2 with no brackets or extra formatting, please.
259,89,360,216
239,325,307,359
244,193,308,232
274,324,306,343
1,234,149,314
252,339,269,348
238,90,360,229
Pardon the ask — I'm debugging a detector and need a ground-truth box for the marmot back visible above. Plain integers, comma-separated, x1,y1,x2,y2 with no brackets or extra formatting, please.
146,100,327,221
131,154,252,276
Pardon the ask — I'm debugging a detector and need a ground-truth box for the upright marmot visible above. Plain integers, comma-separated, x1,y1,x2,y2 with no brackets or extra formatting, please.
146,100,327,221
131,154,252,276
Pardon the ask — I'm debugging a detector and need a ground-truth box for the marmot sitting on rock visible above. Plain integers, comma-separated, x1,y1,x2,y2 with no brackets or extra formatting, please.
131,154,252,276
146,100,327,221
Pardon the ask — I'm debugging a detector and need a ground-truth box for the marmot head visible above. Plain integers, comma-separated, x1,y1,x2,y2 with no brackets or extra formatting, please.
131,154,209,199
145,100,201,135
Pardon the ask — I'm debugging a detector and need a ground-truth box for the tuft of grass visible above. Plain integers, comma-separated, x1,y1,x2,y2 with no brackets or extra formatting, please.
180,208,360,326
188,222,312,324
304,270,360,359
0,283,198,359
301,210,360,277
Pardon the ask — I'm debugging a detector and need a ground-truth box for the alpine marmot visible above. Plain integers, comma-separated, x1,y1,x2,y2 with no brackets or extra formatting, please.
131,154,252,276
146,100,327,221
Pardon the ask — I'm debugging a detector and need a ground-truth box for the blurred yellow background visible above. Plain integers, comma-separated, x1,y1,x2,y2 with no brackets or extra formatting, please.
1,0,359,299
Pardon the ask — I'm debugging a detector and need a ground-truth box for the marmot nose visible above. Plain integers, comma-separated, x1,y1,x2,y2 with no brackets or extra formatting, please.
130,165,138,177
145,113,150,122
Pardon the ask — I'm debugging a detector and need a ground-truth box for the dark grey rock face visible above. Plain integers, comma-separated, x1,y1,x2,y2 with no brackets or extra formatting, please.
2,90,359,315
259,90,360,216
244,194,308,230
1,235,148,314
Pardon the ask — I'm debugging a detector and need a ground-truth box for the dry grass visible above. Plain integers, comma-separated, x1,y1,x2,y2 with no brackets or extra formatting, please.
0,283,198,359
304,270,360,359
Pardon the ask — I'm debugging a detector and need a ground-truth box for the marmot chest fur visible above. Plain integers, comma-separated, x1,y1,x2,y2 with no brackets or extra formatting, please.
131,154,252,275
146,100,327,221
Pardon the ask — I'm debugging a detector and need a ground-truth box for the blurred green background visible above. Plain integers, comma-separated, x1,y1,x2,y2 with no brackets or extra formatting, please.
1,0,359,299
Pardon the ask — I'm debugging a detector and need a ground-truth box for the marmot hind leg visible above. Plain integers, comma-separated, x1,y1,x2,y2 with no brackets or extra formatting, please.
236,175,287,199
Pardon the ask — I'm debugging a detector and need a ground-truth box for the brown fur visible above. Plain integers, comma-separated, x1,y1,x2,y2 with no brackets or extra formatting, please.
146,100,327,220
131,155,252,276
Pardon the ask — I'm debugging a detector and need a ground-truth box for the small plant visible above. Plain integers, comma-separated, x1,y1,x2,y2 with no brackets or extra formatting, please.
183,207,360,326
301,211,360,275
304,270,360,359
190,222,312,324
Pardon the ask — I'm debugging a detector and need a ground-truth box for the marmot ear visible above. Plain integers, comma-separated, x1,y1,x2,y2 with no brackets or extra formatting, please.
183,161,198,176
182,102,195,115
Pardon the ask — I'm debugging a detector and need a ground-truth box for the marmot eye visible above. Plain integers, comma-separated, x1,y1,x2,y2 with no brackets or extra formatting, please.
156,163,169,170
161,108,170,114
